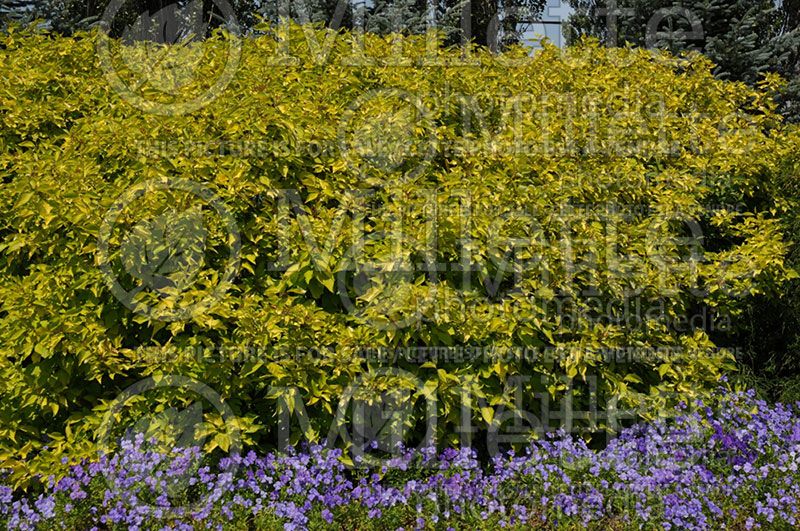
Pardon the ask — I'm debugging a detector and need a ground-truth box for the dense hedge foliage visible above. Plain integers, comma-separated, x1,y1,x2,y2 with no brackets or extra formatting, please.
729,149,800,403
1,25,799,485
2,389,800,530
562,0,800,401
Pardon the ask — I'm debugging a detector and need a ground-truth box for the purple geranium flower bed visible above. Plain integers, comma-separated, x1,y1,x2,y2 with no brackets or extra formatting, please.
2,389,800,530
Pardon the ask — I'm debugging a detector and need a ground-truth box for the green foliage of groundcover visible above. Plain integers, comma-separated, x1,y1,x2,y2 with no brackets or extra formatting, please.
0,24,798,485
